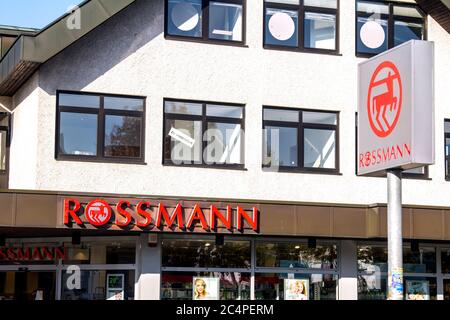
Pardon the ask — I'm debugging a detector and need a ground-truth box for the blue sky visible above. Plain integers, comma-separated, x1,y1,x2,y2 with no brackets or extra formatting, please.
0,0,84,29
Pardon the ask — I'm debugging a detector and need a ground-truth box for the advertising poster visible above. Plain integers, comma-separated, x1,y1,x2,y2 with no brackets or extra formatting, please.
406,280,430,300
192,277,219,300
284,279,309,300
106,274,125,300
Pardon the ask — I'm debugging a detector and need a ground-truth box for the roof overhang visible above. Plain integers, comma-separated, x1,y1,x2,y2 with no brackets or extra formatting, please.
0,0,136,96
416,0,450,34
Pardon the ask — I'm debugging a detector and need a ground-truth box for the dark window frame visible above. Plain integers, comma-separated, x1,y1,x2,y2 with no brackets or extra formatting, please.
164,0,247,47
445,119,450,181
355,0,427,58
55,90,146,164
263,0,340,55
163,98,246,169
263,106,340,174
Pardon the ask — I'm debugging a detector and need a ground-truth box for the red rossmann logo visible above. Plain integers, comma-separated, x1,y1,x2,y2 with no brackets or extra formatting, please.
85,200,111,226
367,61,403,138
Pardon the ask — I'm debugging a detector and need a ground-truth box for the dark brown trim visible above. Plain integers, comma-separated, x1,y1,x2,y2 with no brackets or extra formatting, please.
55,90,146,164
263,0,340,56
262,106,340,174
164,0,247,47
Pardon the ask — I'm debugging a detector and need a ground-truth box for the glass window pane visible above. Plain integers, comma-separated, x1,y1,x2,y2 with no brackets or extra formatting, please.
61,270,135,300
264,126,298,167
104,115,141,158
255,273,338,300
59,112,97,156
357,245,388,273
206,104,243,118
394,20,423,47
264,0,299,4
445,280,450,300
161,272,251,300
205,123,243,164
358,274,387,300
264,109,299,122
304,0,337,9
265,8,298,47
394,6,423,18
445,121,450,133
304,12,336,50
442,248,450,274
162,239,251,268
209,2,242,41
303,111,337,125
0,130,6,171
59,93,99,108
304,128,335,169
357,2,389,15
405,277,437,300
256,242,338,269
165,119,202,164
167,0,202,37
104,97,144,111
357,16,388,55
164,101,202,115
403,246,436,273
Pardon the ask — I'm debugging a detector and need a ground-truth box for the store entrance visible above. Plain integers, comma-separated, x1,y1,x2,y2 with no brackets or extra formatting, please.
0,271,56,300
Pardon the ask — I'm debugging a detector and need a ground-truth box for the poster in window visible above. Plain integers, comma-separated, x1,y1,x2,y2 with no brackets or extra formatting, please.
106,274,125,300
284,279,309,300
406,280,430,300
192,277,219,300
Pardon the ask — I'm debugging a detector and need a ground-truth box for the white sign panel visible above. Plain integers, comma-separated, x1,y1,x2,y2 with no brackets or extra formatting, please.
357,40,434,175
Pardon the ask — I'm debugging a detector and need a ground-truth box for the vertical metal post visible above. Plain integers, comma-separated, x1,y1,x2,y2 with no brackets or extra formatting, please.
387,169,403,300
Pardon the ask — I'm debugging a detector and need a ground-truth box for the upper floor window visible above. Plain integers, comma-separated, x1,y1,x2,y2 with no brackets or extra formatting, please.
0,113,9,172
56,91,145,163
264,0,339,53
445,120,450,180
263,107,339,173
356,0,425,57
163,99,245,168
166,0,245,44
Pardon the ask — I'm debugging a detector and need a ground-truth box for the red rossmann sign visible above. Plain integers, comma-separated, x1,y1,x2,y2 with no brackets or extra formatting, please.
64,199,259,233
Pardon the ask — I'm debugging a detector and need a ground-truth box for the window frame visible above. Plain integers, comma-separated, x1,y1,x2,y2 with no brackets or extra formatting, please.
263,0,340,55
164,0,247,46
445,119,450,181
355,0,427,58
163,98,246,169
55,90,146,164
262,106,340,174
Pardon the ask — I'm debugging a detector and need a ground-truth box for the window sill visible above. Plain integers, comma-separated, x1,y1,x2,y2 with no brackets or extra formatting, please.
263,45,342,56
56,156,147,165
163,162,247,171
262,167,342,176
164,35,249,48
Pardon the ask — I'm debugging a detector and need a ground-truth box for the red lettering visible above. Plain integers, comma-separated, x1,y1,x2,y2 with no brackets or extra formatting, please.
404,143,411,155
377,149,382,164
136,201,152,228
371,151,376,165
237,206,258,231
64,198,82,225
186,204,209,230
210,205,232,230
156,203,184,229
390,146,396,159
7,248,16,260
359,154,364,168
41,247,54,260
397,144,403,158
116,200,132,227
32,247,43,260
16,248,31,261
55,247,67,260
0,248,6,260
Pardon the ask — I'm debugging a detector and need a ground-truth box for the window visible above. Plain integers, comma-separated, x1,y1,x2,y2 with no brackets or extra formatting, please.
56,91,145,163
166,0,245,44
356,0,425,57
445,120,450,180
264,0,339,53
163,99,245,168
263,107,339,173
0,113,9,172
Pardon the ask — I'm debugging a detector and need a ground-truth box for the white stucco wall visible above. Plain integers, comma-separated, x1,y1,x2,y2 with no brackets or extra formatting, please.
9,72,40,189
8,0,450,207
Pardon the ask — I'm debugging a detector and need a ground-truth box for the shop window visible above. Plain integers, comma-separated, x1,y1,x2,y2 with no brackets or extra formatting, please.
164,99,245,168
255,273,338,300
161,271,251,300
263,107,339,173
166,0,245,44
440,248,450,274
162,239,251,268
0,271,56,301
264,0,338,53
64,241,136,265
56,91,145,163
356,0,425,57
61,270,135,300
256,241,337,269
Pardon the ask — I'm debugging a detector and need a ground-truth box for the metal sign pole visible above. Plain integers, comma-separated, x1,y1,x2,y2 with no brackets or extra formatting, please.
387,168,403,300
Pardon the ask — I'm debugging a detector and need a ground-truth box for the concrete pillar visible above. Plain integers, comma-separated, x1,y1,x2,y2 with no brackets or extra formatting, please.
339,240,358,300
135,234,161,300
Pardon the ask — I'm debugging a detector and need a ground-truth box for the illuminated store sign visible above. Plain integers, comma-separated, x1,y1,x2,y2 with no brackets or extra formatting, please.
63,198,259,233
0,246,66,261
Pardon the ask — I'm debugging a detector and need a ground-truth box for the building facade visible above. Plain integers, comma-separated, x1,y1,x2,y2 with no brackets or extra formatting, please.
0,0,450,300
